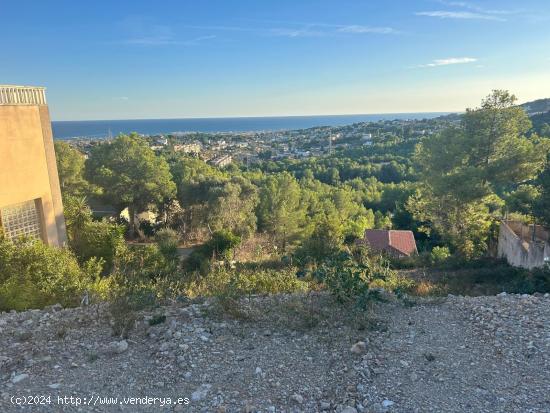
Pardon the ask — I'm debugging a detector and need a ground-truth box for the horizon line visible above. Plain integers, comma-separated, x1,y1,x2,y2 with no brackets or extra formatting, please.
51,110,454,123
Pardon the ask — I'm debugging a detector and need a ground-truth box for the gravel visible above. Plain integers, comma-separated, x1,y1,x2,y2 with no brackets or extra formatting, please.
0,292,548,412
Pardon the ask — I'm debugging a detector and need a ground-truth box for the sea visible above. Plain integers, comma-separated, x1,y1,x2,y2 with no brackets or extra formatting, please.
51,112,449,140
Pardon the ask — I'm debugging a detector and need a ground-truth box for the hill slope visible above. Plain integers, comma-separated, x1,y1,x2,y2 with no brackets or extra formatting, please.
520,98,550,116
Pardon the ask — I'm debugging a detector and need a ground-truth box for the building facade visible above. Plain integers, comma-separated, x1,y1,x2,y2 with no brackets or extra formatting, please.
0,85,67,246
174,142,201,154
209,154,232,168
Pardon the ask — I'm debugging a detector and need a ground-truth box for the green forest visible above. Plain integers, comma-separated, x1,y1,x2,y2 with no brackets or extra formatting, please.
2,90,550,314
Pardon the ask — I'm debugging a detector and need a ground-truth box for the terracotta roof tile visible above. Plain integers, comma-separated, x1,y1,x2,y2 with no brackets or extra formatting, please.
360,229,417,257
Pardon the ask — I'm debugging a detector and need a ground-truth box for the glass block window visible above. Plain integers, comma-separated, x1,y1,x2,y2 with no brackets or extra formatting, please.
0,200,43,241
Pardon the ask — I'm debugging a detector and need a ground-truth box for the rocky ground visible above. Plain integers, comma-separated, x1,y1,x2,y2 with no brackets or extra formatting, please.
0,292,548,413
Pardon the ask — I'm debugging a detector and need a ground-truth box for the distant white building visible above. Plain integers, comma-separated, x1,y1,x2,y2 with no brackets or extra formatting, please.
174,142,201,154
155,136,168,146
209,154,232,167
362,133,373,145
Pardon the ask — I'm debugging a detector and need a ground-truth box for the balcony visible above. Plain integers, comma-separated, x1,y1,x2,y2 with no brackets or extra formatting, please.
0,85,47,105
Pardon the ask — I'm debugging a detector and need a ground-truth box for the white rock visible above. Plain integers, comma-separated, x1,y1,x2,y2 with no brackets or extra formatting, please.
107,340,128,354
11,374,29,384
191,384,211,401
255,367,262,374
48,383,61,389
350,341,367,355
320,401,331,410
291,393,304,404
341,407,358,413
382,400,395,408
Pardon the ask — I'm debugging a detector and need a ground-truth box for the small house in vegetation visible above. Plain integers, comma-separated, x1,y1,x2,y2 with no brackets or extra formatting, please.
497,220,550,269
357,229,417,258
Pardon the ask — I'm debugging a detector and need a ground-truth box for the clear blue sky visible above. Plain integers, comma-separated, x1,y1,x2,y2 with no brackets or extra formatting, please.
2,0,549,120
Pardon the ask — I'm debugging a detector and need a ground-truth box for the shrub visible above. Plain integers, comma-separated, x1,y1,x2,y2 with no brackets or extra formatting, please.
207,230,242,260
312,249,398,309
430,246,451,264
154,227,180,261
186,266,309,320
64,195,125,273
185,230,241,272
186,266,309,299
0,236,102,311
105,244,180,337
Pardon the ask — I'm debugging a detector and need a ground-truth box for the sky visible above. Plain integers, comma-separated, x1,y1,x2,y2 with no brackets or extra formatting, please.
1,0,550,121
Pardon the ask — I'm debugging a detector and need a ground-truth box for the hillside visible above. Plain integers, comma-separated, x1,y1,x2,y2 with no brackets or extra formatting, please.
0,292,548,412
435,97,550,131
520,98,550,116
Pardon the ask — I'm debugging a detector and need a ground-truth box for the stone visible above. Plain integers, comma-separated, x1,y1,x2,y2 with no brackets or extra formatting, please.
341,407,358,413
191,384,212,401
11,373,29,384
350,341,367,355
48,383,61,389
106,340,128,355
291,393,304,404
382,400,395,408
320,401,331,410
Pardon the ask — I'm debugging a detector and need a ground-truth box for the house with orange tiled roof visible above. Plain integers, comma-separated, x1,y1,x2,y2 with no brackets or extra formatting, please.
357,229,417,258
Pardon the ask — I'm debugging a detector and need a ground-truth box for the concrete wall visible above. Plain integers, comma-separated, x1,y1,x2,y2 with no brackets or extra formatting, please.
0,104,67,246
497,221,549,269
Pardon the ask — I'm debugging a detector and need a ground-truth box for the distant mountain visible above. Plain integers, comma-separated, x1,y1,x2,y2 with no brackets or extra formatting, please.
434,98,550,126
520,98,550,116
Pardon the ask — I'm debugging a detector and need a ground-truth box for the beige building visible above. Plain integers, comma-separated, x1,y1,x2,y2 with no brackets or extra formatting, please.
174,142,201,154
209,154,232,168
0,85,67,246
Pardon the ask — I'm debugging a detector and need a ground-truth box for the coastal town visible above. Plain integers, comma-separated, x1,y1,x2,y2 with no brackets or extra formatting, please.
62,115,459,167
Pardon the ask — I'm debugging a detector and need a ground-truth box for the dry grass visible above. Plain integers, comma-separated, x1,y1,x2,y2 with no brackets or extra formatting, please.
233,234,279,263
205,292,382,334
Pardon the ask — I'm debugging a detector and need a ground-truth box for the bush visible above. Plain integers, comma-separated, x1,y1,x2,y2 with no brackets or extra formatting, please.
154,227,180,261
64,195,125,273
207,230,241,260
105,244,181,337
312,249,399,309
186,266,309,320
430,246,451,264
185,266,309,299
185,230,241,272
0,236,102,311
